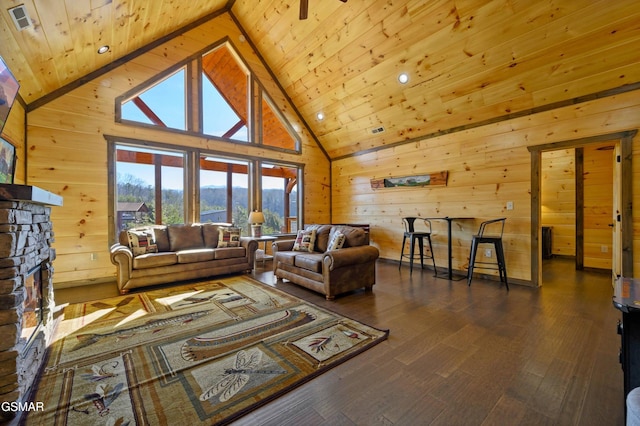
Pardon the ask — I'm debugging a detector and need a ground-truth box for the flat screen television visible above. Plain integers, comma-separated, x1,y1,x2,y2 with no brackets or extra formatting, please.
0,56,20,134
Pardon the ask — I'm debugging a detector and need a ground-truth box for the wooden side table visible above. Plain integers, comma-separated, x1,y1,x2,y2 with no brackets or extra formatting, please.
254,236,277,268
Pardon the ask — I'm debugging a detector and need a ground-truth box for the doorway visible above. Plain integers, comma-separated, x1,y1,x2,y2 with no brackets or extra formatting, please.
529,130,636,287
541,143,615,272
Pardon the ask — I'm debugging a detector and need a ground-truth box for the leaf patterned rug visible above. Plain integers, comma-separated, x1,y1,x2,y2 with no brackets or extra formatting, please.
26,275,388,425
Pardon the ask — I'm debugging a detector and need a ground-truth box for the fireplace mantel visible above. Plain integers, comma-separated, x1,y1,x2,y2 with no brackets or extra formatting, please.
0,184,63,206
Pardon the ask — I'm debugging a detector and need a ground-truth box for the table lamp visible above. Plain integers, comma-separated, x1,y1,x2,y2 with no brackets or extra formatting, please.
248,211,265,237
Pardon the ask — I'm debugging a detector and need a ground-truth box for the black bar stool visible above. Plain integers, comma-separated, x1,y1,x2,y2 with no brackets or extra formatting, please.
467,218,509,290
399,217,437,275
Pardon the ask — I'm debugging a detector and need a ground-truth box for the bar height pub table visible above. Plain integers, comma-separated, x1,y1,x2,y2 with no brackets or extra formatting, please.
425,216,474,280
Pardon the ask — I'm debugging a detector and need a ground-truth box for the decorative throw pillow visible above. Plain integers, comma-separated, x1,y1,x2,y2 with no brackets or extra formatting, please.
327,231,346,251
292,228,317,252
127,229,158,256
218,227,241,247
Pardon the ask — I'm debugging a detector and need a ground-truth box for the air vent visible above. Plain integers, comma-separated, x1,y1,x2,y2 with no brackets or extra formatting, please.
371,126,385,134
9,5,32,31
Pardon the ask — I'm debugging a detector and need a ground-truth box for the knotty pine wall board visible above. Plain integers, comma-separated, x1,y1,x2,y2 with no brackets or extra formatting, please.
333,89,640,284
583,144,614,270
541,149,576,257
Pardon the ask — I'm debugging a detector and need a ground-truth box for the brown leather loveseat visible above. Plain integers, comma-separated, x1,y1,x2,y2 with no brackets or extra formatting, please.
272,224,379,300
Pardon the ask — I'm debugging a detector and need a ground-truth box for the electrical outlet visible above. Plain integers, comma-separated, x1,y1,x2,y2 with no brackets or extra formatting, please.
484,249,492,257
506,201,514,210
601,245,608,253
90,253,98,261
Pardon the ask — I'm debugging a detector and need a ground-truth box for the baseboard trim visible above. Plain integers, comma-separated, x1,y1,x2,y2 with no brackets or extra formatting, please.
379,257,534,287
54,276,116,289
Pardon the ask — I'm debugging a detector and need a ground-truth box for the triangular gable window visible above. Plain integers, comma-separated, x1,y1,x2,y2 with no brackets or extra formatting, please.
116,42,300,153
202,44,248,141
120,68,186,131
261,94,297,151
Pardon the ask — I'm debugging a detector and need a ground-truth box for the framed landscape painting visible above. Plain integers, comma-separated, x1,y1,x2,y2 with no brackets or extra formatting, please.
0,137,16,183
0,55,20,134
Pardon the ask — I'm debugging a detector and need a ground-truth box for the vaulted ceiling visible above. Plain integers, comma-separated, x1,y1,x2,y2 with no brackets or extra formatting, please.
1,0,639,160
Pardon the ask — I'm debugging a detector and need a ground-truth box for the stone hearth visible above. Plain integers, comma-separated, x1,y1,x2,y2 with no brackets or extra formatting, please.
0,184,62,424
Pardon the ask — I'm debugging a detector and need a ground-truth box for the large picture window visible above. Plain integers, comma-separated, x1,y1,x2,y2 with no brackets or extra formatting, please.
261,163,298,234
109,138,302,243
114,144,186,233
199,156,250,233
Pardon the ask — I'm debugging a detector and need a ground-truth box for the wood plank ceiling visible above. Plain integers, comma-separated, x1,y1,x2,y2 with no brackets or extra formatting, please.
1,0,640,160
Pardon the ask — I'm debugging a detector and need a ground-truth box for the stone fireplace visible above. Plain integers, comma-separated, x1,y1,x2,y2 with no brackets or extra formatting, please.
0,184,62,424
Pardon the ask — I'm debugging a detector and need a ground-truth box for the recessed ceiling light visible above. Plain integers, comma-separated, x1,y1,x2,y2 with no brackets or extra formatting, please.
316,112,324,121
398,73,409,84
97,45,110,54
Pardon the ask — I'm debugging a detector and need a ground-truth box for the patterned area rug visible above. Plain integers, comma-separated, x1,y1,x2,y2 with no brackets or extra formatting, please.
27,275,388,425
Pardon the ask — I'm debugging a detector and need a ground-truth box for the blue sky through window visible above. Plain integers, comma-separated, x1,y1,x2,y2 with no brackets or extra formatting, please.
203,76,248,140
122,70,186,129
121,68,248,141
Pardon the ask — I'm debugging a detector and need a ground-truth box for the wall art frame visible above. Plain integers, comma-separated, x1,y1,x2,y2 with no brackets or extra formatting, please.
370,171,448,189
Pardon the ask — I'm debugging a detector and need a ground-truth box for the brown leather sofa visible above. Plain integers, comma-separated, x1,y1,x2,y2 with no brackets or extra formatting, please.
110,223,257,294
272,224,379,300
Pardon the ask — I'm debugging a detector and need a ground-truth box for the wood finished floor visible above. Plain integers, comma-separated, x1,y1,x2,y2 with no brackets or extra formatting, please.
55,257,624,425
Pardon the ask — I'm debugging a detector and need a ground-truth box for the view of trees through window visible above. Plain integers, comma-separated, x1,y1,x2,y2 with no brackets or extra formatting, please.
262,163,298,234
199,156,250,234
114,144,300,239
116,145,185,231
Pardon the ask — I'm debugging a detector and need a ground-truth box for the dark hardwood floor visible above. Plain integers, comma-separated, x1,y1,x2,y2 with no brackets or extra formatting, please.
242,257,623,425
54,257,624,425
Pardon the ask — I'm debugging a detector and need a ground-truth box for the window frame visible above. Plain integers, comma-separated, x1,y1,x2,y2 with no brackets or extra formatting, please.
114,39,302,155
257,87,301,152
198,154,252,234
258,160,300,235
107,136,303,245
116,63,192,133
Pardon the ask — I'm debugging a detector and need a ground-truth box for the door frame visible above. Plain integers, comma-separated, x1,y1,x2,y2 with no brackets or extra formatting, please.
528,130,636,287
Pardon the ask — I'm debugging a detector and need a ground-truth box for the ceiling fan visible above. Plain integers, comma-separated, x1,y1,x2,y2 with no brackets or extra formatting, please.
299,0,348,20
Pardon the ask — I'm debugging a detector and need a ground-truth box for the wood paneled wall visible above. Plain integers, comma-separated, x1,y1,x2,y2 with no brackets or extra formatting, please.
583,144,614,270
25,13,330,286
1,100,26,184
332,89,640,285
541,149,576,257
